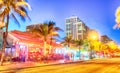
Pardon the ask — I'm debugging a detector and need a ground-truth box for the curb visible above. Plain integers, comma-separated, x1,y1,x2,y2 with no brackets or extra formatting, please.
0,60,83,72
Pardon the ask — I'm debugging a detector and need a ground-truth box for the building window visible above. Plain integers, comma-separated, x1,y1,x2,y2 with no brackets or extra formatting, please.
78,35,82,39
78,30,82,33
78,26,82,30
66,24,70,29
77,18,81,22
66,19,70,23
78,24,81,27
66,30,71,33
66,33,69,36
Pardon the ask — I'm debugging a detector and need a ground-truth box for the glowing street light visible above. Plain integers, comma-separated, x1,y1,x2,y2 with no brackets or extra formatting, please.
87,29,99,41
91,35,98,40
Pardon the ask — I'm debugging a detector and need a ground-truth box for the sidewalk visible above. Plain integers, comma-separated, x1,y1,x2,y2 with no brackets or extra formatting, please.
0,60,83,71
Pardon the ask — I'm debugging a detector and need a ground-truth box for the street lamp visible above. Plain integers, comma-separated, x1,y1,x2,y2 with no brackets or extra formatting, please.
91,35,98,41
87,30,99,41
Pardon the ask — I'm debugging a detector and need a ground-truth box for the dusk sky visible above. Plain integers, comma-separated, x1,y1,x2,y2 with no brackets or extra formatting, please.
9,0,120,44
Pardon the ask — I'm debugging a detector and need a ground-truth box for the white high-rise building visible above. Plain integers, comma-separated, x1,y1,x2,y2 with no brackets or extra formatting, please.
65,16,89,40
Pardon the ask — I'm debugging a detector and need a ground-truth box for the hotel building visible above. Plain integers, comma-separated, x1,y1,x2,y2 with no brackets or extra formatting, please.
65,16,89,40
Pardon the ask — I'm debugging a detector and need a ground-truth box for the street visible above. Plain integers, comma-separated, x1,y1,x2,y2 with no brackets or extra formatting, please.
1,58,120,73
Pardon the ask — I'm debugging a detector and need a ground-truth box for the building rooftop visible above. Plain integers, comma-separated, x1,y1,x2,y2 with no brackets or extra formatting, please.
8,30,62,48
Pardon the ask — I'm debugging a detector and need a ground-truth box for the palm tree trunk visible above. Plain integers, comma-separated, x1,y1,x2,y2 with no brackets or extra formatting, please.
79,48,81,60
44,41,47,55
0,14,9,66
50,36,52,54
102,50,104,57
89,43,92,59
0,39,6,66
68,43,70,47
43,41,47,63
78,46,81,60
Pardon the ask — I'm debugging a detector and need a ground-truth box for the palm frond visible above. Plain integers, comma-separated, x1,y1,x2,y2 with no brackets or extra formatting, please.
0,11,5,20
29,22,61,43
18,6,28,14
0,0,3,3
16,2,31,10
15,8,26,16
61,36,73,47
18,6,31,21
18,6,31,20
0,3,3,9
51,32,59,37
54,27,63,31
11,13,20,27
0,21,5,29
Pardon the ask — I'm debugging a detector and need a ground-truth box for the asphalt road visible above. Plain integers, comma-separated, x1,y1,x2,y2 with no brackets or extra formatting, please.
1,58,120,73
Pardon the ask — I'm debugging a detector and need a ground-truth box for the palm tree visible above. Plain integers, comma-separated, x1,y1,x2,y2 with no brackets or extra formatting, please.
31,22,60,55
101,44,110,58
61,36,74,60
0,0,31,65
48,21,62,51
86,39,96,59
106,41,117,57
74,39,84,59
61,36,73,48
